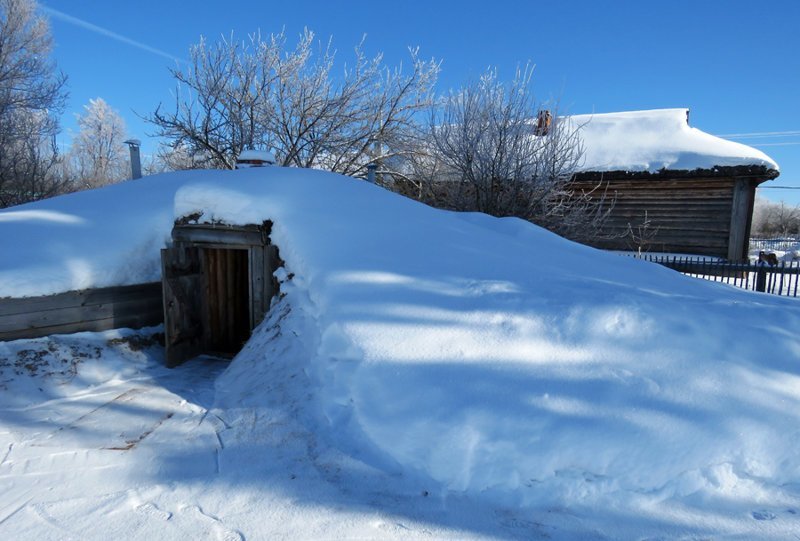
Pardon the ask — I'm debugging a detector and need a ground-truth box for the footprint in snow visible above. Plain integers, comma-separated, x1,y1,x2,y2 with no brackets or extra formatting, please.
182,504,243,541
135,502,172,521
751,510,776,521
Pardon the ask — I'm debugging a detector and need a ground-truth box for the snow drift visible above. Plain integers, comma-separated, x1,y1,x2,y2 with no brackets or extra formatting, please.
2,167,800,521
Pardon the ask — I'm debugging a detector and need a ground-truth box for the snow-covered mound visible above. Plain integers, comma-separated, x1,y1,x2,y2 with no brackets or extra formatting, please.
570,108,779,173
2,168,800,529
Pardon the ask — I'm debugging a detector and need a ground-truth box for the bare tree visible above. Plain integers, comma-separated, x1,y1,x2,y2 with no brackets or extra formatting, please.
0,0,68,207
68,98,129,188
147,30,439,174
419,66,610,240
752,197,800,238
624,210,660,254
143,141,211,175
149,32,278,169
267,31,439,178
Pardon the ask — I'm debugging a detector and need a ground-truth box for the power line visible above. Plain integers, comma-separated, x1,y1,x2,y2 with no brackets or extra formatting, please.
758,186,800,190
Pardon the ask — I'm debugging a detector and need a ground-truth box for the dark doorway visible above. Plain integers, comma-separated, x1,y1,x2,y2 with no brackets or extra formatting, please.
162,221,280,368
204,248,250,355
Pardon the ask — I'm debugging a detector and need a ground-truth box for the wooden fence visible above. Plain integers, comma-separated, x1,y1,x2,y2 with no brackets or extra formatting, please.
0,282,163,341
632,255,800,297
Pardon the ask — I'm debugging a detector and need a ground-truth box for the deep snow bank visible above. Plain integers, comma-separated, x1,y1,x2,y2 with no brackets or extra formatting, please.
174,169,800,508
3,167,800,512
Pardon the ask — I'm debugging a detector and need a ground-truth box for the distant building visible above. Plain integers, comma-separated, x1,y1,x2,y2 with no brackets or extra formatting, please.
236,149,276,168
569,109,779,260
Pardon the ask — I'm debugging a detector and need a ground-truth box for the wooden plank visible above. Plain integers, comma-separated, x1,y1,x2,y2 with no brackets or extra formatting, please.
162,246,204,367
592,236,729,252
0,296,163,333
600,227,731,239
172,224,265,247
235,249,249,347
0,282,163,341
609,236,730,248
266,244,280,301
112,305,164,330
598,191,735,201
0,282,161,317
727,178,754,260
608,202,732,211
225,249,236,347
198,248,211,353
0,318,115,341
0,305,164,341
604,216,730,225
250,246,266,328
571,177,740,189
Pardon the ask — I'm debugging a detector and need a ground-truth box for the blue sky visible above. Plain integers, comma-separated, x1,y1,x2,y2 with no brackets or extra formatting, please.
40,0,800,204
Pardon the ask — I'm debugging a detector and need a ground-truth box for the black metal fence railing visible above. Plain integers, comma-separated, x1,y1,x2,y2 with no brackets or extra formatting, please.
630,254,800,298
750,238,800,252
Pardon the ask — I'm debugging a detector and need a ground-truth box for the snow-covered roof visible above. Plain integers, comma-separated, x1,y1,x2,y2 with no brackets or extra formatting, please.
568,108,779,174
236,149,275,167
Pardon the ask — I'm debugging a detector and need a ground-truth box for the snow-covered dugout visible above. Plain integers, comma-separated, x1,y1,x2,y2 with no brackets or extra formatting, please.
3,168,800,537
570,109,779,260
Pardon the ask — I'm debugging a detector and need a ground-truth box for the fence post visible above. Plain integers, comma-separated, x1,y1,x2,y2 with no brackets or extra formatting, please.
756,264,767,292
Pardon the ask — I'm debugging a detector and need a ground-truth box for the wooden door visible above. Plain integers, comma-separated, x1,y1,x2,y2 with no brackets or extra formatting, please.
203,248,250,355
161,245,204,367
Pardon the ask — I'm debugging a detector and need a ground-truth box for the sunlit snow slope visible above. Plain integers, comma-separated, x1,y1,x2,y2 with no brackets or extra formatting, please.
2,167,800,531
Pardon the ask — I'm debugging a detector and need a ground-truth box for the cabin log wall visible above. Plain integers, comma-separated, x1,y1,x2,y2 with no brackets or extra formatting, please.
572,176,757,259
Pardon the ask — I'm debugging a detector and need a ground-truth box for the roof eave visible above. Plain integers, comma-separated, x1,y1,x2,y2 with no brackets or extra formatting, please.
572,164,779,184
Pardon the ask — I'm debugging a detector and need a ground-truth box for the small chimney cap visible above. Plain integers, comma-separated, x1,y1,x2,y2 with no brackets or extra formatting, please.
123,139,142,147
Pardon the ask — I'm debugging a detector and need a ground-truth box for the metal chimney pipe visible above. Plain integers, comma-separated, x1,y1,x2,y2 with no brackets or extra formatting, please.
124,139,142,179
367,163,377,184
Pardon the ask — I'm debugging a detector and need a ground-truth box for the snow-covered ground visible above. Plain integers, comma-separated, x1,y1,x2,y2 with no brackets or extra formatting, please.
2,167,800,539
749,247,800,263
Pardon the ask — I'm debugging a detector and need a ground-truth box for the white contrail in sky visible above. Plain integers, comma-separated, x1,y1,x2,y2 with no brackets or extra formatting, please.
749,142,800,147
41,5,183,64
715,130,800,139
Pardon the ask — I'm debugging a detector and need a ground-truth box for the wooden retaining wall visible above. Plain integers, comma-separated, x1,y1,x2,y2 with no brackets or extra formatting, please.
0,282,163,341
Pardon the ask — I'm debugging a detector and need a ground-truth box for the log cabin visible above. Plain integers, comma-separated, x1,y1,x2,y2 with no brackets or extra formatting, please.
569,109,779,260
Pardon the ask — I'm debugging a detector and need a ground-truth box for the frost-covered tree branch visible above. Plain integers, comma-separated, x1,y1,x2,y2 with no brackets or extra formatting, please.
148,32,279,169
752,197,800,238
147,30,439,174
0,0,68,208
68,98,128,188
418,65,611,241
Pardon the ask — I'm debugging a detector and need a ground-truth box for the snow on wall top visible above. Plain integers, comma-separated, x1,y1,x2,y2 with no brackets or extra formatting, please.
569,108,779,173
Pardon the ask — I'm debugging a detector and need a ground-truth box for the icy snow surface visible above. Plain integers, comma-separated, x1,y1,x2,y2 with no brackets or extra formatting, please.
1,167,800,539
570,108,779,173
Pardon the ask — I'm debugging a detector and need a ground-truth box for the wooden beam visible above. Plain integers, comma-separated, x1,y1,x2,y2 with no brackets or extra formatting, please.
728,178,753,260
172,224,267,247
